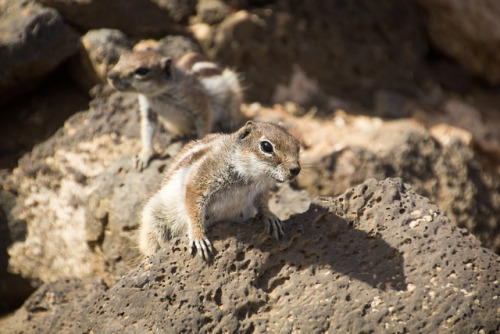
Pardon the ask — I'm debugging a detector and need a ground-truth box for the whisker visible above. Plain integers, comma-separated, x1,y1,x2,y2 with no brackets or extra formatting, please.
297,169,318,176
299,164,325,172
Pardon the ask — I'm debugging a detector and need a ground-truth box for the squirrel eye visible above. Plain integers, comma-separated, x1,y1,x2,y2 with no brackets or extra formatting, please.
260,140,274,154
134,67,150,76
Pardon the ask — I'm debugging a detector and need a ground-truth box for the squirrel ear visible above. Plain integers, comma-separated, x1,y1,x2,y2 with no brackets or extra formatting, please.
238,121,255,140
162,57,172,77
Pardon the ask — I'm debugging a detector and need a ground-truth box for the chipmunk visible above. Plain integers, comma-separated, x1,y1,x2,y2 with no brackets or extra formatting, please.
139,121,301,260
107,50,243,170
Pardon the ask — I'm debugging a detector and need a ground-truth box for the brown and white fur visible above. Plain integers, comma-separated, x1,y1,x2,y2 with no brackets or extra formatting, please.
139,121,301,260
177,52,243,131
107,50,242,170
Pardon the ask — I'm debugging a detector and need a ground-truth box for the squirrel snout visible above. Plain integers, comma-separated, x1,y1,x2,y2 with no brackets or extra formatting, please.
289,165,301,178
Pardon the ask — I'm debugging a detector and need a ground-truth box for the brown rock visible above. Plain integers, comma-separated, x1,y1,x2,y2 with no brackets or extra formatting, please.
2,277,108,334
5,88,147,284
202,1,428,104
153,35,202,59
133,35,202,60
0,69,89,170
196,0,231,25
68,29,132,93
81,179,500,333
39,0,195,37
416,0,500,84
0,0,79,103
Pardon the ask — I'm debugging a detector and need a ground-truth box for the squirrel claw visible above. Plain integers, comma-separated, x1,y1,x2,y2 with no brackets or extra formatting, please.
263,214,285,240
190,237,214,261
134,152,152,171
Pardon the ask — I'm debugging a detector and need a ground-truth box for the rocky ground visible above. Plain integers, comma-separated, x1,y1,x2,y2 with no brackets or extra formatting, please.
1,0,500,332
4,178,500,333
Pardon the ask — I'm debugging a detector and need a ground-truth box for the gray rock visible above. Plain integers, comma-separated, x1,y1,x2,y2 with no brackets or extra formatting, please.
0,0,79,103
269,183,311,222
2,277,108,334
416,0,500,84
80,179,500,333
0,68,90,170
39,0,195,37
9,178,497,333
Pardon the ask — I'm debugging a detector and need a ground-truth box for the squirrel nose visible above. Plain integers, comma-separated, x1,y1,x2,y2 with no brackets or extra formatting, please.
290,166,301,177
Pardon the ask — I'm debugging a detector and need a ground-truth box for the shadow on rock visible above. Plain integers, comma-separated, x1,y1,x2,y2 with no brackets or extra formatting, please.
209,203,407,292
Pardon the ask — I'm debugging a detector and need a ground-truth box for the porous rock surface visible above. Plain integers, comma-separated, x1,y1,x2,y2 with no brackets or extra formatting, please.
81,178,500,333
247,105,500,254
2,277,108,334
0,0,79,103
3,87,153,284
5,178,499,333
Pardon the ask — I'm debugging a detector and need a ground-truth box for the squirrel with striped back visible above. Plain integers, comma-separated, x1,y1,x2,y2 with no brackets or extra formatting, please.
107,50,243,170
139,121,301,260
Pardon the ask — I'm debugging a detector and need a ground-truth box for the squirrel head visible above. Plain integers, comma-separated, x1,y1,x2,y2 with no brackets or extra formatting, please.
107,51,174,96
235,121,301,183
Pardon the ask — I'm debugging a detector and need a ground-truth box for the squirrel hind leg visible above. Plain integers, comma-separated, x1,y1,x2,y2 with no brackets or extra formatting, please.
139,206,173,257
138,224,162,257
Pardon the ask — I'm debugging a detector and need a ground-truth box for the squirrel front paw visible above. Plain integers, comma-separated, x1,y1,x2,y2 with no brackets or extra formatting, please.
261,213,285,240
189,235,214,261
134,150,153,171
